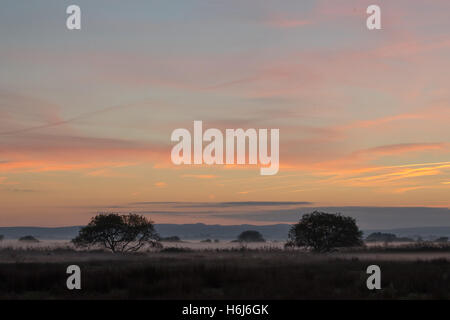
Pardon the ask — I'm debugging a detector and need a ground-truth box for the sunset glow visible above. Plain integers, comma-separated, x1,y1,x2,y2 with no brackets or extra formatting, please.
1,0,449,226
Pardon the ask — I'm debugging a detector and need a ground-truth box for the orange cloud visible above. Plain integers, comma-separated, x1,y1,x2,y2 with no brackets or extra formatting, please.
313,162,450,192
393,186,432,194
357,143,446,157
154,181,167,188
181,174,218,179
341,113,425,130
0,160,136,173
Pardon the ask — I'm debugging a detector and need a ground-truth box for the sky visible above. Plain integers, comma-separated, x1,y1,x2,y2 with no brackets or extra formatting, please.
0,0,449,227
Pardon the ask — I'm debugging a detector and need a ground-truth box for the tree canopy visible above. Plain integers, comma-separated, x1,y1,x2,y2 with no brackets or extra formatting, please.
365,232,397,242
237,230,265,242
18,235,39,242
287,211,362,252
365,232,413,243
72,213,160,253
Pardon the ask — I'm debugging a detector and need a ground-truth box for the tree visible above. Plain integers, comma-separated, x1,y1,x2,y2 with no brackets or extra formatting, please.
160,236,181,242
0,235,4,241
435,237,449,243
72,213,160,253
237,230,265,242
366,232,413,243
287,211,363,252
366,232,397,242
19,235,39,242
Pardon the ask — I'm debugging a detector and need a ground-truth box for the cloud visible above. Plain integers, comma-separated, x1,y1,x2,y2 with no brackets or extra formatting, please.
72,201,450,229
2,187,36,193
154,182,168,188
0,160,137,174
0,132,170,173
356,143,446,157
392,186,432,194
214,206,450,229
309,161,450,193
173,201,313,208
0,91,147,137
266,18,312,28
181,174,218,179
341,113,426,130
125,201,312,209
128,201,181,205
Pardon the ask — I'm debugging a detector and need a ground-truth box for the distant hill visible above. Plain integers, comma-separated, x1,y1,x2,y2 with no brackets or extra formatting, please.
0,224,292,241
0,226,82,240
364,226,450,240
2,225,450,241
155,223,292,240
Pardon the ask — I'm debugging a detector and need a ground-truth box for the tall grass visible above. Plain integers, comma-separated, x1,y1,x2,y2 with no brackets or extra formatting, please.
0,251,450,299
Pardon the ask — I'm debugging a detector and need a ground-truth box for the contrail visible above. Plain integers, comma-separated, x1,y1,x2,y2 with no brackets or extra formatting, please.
0,99,152,136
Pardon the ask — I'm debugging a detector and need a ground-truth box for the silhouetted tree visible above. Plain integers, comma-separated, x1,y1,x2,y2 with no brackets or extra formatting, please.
19,235,39,242
72,213,160,253
287,211,362,252
366,232,397,242
366,232,413,243
435,237,449,243
0,235,4,241
237,230,265,242
160,236,181,242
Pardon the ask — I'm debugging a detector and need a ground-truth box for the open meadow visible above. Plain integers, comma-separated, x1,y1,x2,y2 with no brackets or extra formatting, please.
1,240,450,299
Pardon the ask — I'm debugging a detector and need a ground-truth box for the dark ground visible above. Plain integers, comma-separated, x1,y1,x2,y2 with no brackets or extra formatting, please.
1,249,450,299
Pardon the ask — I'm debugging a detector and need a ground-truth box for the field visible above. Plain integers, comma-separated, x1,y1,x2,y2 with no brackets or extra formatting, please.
1,240,450,299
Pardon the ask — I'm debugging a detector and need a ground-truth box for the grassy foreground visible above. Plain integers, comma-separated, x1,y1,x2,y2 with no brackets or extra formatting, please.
1,249,450,299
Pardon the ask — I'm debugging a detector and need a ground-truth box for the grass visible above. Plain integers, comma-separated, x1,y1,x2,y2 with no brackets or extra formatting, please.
1,249,450,299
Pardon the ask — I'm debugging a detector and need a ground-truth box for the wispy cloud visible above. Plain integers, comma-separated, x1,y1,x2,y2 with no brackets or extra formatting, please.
175,201,313,208
266,18,312,28
181,174,218,179
154,182,168,188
